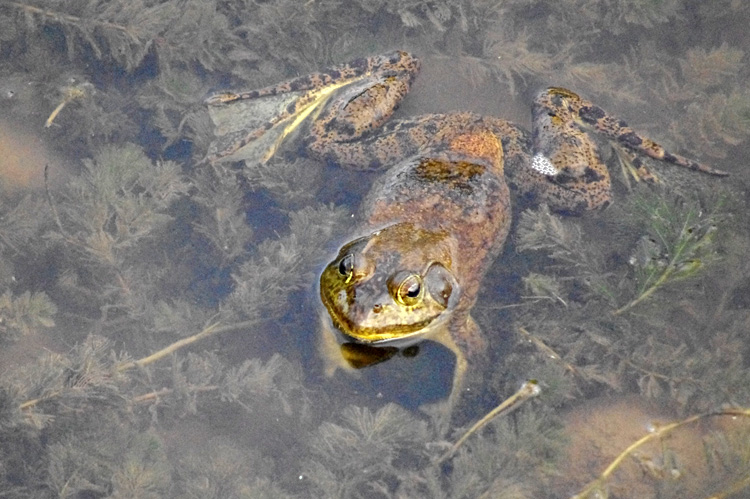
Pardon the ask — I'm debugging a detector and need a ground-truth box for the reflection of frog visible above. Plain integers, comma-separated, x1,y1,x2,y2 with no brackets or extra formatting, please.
207,51,727,407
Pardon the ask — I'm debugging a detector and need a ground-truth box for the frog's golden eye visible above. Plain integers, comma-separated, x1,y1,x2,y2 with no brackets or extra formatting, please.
338,254,355,282
390,273,423,306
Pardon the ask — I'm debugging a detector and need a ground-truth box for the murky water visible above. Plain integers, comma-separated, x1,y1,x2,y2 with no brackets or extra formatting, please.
1,1,749,497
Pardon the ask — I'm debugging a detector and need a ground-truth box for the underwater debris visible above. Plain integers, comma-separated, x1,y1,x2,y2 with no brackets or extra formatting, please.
44,79,93,128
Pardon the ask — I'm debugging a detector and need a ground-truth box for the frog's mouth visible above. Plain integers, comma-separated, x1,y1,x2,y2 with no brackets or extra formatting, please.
322,298,440,347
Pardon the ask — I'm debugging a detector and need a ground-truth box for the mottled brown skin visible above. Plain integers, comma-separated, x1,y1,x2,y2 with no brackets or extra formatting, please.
321,126,509,345
207,51,727,406
317,126,509,405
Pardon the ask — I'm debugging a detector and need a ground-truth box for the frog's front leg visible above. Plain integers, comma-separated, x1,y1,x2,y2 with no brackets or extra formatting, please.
522,87,728,213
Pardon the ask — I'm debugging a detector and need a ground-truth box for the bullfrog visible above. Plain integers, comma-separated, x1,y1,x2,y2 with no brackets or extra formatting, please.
206,51,727,407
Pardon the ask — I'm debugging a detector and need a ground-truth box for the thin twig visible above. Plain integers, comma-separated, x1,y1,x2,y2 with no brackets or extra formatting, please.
437,380,540,464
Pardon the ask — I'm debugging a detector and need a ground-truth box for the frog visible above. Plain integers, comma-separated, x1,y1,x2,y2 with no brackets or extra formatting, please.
205,50,727,408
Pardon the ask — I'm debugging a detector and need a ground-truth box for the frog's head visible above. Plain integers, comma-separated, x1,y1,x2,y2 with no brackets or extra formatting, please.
320,223,460,347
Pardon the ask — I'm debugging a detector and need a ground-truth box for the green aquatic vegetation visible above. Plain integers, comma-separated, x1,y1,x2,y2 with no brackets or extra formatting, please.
0,332,310,495
41,423,173,498
176,437,294,499
367,0,459,31
0,290,56,342
10,335,125,424
509,278,750,411
679,44,745,92
192,167,255,266
49,143,188,260
671,90,750,160
615,193,724,315
508,188,733,405
522,272,569,307
301,395,564,498
478,29,564,95
304,403,430,497
136,66,215,150
242,157,324,209
136,352,309,419
0,194,48,254
516,204,588,267
0,0,231,72
516,191,725,315
224,203,349,321
438,380,540,463
47,144,189,312
44,430,171,499
108,432,173,499
702,421,750,496
582,0,681,33
416,408,564,498
4,0,158,69
516,204,614,305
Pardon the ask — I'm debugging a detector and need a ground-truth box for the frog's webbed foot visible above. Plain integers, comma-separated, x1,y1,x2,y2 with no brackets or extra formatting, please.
205,76,364,165
204,51,420,165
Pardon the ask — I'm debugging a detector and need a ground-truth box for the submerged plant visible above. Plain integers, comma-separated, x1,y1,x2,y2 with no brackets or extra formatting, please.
614,193,724,315
304,404,430,497
516,190,725,316
0,290,56,342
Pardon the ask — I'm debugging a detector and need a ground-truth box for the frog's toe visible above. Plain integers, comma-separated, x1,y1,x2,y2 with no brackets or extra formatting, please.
615,146,660,185
634,165,659,183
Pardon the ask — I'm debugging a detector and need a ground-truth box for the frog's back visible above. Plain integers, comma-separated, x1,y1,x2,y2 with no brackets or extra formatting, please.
361,123,511,306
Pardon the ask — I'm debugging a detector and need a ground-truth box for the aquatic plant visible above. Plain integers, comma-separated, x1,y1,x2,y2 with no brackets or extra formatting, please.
516,189,726,316
304,404,430,497
0,290,56,342
614,193,724,315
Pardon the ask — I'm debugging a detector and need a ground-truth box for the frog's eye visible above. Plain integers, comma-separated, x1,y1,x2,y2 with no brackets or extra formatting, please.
424,263,458,309
338,254,355,282
390,273,423,306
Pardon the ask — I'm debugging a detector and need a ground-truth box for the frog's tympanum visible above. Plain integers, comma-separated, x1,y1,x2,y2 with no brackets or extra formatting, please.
206,51,727,407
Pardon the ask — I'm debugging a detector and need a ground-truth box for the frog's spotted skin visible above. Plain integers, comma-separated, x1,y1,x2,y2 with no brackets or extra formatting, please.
206,52,726,408
301,80,726,213
205,51,420,164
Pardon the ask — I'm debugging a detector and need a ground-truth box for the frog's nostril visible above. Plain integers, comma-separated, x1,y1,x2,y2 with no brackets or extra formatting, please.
372,303,383,313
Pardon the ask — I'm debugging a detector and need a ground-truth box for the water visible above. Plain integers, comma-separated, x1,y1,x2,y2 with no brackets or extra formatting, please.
0,1,749,497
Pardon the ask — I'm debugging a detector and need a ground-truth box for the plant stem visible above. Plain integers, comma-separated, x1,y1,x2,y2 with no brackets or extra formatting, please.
19,318,261,411
117,318,261,371
613,266,673,315
437,380,540,464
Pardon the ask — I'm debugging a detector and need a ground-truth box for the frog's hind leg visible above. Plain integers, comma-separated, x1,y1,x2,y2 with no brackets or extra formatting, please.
490,104,614,213
205,51,420,164
206,51,418,105
305,59,422,170
521,88,727,213
541,87,729,178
